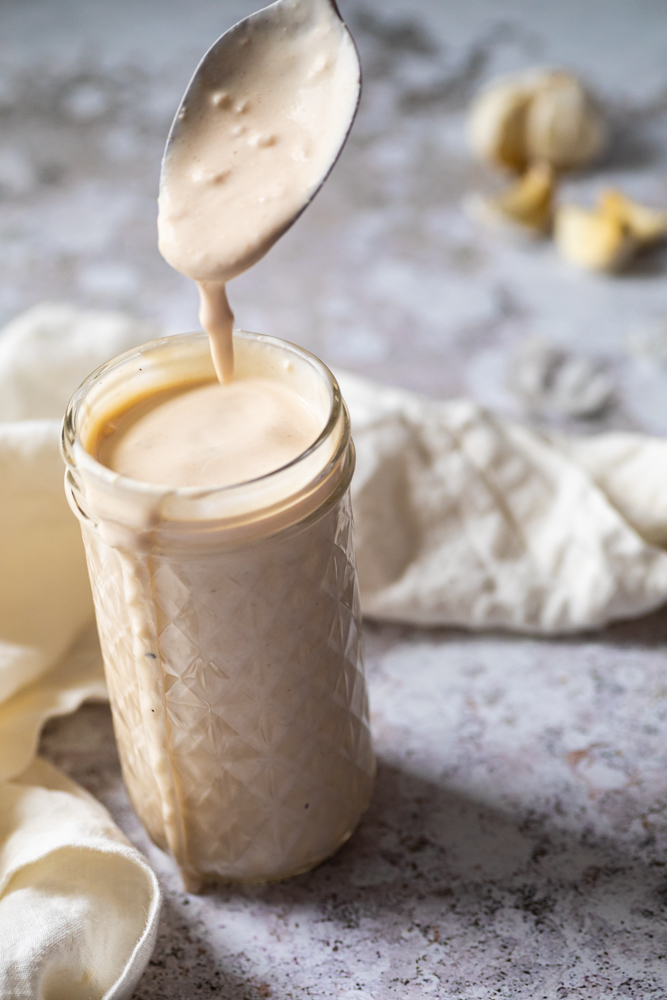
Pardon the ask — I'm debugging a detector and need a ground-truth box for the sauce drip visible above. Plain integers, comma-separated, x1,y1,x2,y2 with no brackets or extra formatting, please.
157,0,360,383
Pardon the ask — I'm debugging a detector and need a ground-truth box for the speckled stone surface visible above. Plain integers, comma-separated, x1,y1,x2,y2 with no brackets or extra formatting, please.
41,612,667,999
4,0,667,994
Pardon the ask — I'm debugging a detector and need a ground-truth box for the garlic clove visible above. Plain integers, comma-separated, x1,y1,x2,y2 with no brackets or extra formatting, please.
468,68,607,175
598,188,667,245
468,161,556,236
554,204,635,272
467,76,534,173
525,72,608,172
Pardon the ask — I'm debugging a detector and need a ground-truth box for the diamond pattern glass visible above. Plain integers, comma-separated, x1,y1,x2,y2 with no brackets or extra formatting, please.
82,489,375,886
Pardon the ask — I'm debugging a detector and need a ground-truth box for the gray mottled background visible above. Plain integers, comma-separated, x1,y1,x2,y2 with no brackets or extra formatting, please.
4,0,667,996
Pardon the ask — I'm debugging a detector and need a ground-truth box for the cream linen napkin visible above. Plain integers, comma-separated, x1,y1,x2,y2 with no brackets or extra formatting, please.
0,305,161,1000
3,303,667,996
338,373,667,632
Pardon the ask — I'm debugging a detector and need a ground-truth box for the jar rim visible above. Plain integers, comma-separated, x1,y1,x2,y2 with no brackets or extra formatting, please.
61,330,351,532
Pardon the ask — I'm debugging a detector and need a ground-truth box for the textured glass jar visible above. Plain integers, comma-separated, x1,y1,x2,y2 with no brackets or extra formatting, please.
62,331,375,891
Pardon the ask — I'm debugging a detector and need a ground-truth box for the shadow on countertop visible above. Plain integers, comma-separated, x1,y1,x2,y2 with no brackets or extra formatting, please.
190,756,667,997
40,599,667,999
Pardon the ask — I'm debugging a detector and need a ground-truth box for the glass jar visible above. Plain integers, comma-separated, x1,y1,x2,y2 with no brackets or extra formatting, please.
62,330,375,891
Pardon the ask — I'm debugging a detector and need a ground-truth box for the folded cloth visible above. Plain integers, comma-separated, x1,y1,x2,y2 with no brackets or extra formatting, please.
0,305,163,1000
3,302,667,997
0,758,159,1000
338,373,667,632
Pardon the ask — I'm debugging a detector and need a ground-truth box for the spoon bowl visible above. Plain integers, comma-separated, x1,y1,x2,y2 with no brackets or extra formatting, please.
158,0,361,285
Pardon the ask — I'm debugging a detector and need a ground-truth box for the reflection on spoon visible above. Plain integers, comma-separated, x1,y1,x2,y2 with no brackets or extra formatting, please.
158,0,361,383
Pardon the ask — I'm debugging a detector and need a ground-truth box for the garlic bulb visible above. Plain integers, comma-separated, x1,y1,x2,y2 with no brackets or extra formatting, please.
467,76,534,173
526,72,608,172
468,69,608,174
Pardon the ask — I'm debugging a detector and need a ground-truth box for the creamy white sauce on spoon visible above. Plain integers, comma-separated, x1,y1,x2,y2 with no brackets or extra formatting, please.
157,0,360,383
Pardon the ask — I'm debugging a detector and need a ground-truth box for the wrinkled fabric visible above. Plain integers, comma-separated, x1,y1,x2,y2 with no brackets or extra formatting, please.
0,305,163,1000
339,372,667,632
0,759,159,1000
3,303,667,997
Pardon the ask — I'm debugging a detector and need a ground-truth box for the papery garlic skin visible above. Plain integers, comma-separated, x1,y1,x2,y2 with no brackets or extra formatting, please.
468,68,608,174
467,76,534,173
526,72,607,172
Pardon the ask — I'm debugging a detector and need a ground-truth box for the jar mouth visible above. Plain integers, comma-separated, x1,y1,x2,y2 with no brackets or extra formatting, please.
62,331,352,533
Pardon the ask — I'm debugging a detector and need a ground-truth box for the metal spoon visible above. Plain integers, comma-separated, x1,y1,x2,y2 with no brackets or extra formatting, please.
158,0,361,285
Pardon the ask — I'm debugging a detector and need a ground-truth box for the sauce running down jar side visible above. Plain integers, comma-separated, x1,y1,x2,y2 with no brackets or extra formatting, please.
62,330,375,891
